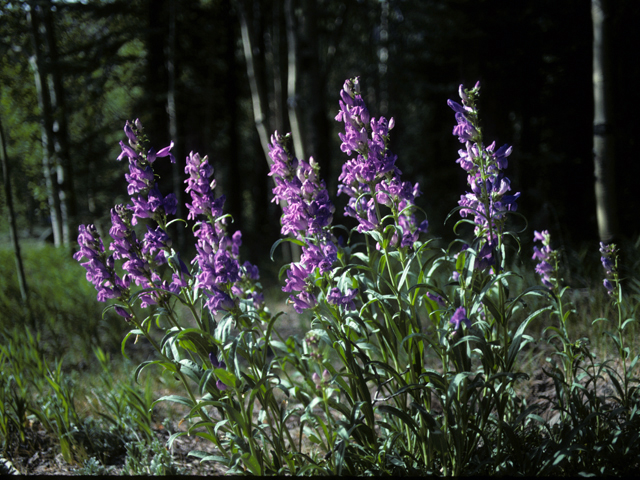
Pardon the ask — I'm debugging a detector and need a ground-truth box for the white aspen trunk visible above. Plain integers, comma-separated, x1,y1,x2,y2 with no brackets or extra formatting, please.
237,0,272,163
284,0,305,160
42,0,74,247
27,7,63,247
592,0,618,243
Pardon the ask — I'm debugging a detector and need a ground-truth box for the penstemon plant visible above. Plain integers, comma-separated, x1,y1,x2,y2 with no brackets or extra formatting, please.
73,76,640,476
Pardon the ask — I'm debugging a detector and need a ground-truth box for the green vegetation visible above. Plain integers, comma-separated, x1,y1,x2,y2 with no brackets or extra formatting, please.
1,237,640,475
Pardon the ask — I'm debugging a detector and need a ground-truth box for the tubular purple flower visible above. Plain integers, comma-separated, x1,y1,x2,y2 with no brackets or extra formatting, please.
450,306,471,330
448,83,519,272
124,120,138,145
312,372,322,389
114,306,132,320
603,279,614,296
268,132,338,312
599,242,618,297
532,230,555,289
74,224,128,303
327,287,358,310
336,77,427,250
216,380,228,391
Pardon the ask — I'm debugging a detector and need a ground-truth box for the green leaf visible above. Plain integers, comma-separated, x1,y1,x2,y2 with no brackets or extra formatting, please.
621,317,636,331
270,237,307,262
179,359,204,384
151,394,195,410
177,329,214,359
134,360,165,383
377,405,418,435
506,306,551,371
215,368,238,388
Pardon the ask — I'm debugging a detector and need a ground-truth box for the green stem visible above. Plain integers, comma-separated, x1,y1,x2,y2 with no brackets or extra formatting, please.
126,305,223,457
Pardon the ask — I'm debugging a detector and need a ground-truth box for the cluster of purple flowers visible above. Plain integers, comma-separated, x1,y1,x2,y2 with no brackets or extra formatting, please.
448,83,520,271
110,121,187,307
532,230,555,289
74,120,184,316
117,120,177,226
109,203,188,307
335,77,427,249
269,132,356,313
185,151,263,313
74,224,130,308
76,119,264,319
599,242,618,296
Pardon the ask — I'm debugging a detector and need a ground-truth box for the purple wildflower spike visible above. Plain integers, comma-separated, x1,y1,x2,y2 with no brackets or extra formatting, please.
448,83,520,272
268,132,339,313
336,77,427,250
599,242,618,297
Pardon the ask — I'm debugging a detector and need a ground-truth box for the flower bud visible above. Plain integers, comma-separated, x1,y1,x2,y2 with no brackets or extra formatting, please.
216,379,228,391
114,306,132,320
458,84,469,104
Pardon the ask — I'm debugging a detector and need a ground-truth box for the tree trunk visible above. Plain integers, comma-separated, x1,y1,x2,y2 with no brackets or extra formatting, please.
224,0,243,232
167,0,185,250
592,0,617,243
299,0,332,183
236,0,272,164
0,112,33,329
0,115,29,304
40,0,74,248
27,5,63,247
284,0,305,160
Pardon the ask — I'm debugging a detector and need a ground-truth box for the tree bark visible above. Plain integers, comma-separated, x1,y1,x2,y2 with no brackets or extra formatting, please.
167,0,185,250
299,0,332,183
592,0,617,243
0,112,33,329
236,0,272,165
224,0,243,233
40,0,74,247
27,5,63,247
0,115,29,303
284,0,305,160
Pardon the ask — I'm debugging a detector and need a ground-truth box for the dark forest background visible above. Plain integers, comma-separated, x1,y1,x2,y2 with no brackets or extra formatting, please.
2,0,640,277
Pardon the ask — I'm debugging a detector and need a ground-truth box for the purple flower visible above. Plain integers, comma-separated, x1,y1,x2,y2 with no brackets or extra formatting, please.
74,224,128,303
603,279,614,296
147,142,176,164
532,230,555,289
118,120,175,197
312,372,322,389
448,83,520,272
426,291,445,307
185,150,264,314
599,242,618,297
114,306,132,320
336,77,427,250
268,133,338,312
327,287,358,311
142,226,171,264
450,306,471,330
209,352,226,370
